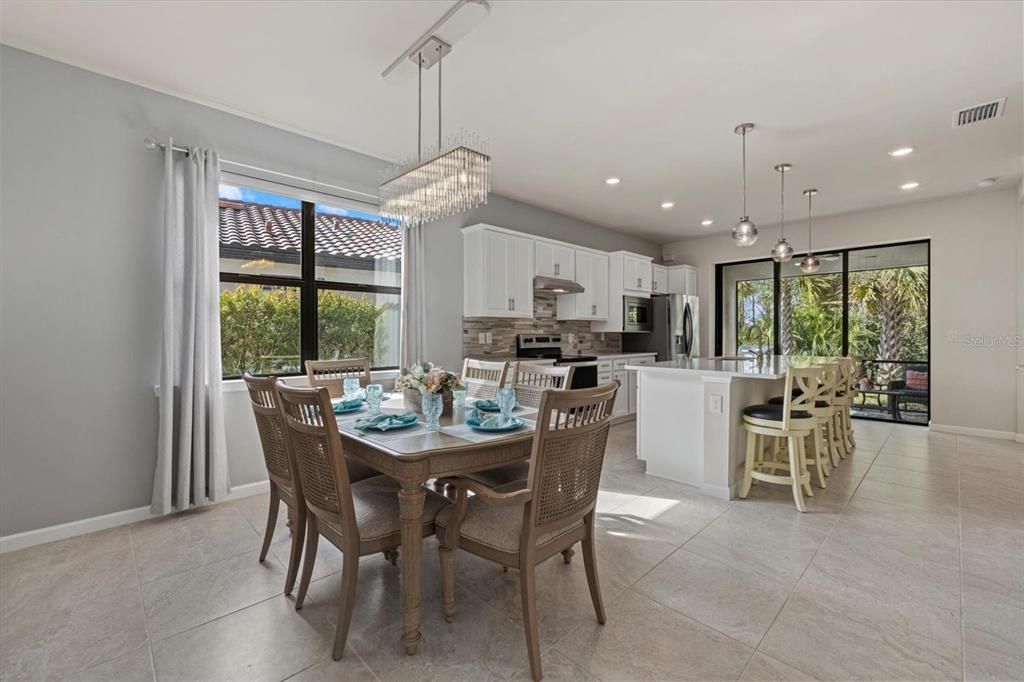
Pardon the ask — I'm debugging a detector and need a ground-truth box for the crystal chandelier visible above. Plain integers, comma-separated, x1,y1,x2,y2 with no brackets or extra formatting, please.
731,123,758,246
798,189,821,273
379,37,490,228
771,163,794,263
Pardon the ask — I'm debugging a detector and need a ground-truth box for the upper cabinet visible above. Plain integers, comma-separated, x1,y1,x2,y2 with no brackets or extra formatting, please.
463,225,534,318
666,264,698,296
622,253,653,294
556,249,608,320
535,239,576,280
651,264,668,294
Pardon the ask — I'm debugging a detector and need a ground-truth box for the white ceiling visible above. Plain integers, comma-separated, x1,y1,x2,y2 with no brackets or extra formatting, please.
2,0,1022,243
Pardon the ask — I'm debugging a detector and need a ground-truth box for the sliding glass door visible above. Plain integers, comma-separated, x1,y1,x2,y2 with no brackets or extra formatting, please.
715,240,930,424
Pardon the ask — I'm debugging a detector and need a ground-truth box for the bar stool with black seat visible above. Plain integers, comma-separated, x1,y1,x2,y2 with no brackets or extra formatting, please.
275,381,449,660
242,372,305,596
739,366,824,512
768,361,841,487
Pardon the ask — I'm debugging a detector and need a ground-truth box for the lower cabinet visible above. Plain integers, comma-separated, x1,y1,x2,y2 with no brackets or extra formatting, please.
602,353,655,419
611,370,629,418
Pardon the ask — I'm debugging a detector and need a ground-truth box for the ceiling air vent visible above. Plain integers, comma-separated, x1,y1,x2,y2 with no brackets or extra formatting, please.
953,98,1006,127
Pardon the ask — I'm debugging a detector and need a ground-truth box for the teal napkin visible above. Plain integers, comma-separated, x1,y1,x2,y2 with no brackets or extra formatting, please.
332,398,364,414
353,413,419,431
466,410,517,429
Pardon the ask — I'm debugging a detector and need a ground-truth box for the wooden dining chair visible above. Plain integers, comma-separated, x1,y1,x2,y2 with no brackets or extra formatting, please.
461,358,510,400
242,373,305,597
303,358,381,485
275,381,449,660
305,358,373,398
436,382,620,681
461,364,575,494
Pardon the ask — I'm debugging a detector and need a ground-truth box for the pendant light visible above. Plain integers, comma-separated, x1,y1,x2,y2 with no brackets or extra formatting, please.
771,163,794,263
731,123,758,246
798,189,821,273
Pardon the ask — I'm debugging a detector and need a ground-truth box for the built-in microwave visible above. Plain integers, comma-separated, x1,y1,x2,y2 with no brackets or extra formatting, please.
623,296,653,333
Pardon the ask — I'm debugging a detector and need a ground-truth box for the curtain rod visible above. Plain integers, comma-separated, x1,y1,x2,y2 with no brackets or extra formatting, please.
142,137,380,202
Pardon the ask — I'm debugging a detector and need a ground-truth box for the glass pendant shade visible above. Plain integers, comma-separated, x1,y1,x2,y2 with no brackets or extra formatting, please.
731,123,757,246
798,253,821,273
732,217,758,246
771,237,794,262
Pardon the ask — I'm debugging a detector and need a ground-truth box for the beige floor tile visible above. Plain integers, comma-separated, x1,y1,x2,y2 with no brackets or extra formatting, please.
739,651,817,681
227,492,283,533
64,645,154,682
837,496,961,565
760,584,961,681
873,452,960,475
963,588,1024,682
271,530,347,583
682,506,830,581
151,594,337,682
285,652,378,681
604,484,731,544
0,586,149,682
880,441,958,460
0,527,137,620
131,505,260,583
957,435,1024,458
864,463,959,493
598,468,662,496
634,548,792,647
554,589,752,681
142,550,290,641
852,478,960,516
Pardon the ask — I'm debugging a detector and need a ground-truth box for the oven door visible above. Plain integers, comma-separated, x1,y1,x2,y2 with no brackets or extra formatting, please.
623,296,653,333
558,361,598,389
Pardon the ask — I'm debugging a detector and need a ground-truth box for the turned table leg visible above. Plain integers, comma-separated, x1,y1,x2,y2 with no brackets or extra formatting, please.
398,484,426,655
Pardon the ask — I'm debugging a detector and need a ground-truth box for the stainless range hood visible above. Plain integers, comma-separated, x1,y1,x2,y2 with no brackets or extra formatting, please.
533,275,584,294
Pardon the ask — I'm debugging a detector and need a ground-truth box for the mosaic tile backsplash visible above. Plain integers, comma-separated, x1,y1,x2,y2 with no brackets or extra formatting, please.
462,293,622,358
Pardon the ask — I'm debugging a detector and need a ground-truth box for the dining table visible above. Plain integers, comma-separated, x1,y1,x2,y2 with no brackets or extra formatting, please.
332,395,538,655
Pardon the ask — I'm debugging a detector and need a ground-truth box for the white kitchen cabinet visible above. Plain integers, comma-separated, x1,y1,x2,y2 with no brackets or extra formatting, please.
535,239,575,280
622,254,652,294
462,225,534,318
651,264,668,294
612,370,629,417
556,249,608,320
666,264,698,295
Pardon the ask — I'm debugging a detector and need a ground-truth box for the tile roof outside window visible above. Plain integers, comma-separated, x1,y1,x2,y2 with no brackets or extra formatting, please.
218,200,402,261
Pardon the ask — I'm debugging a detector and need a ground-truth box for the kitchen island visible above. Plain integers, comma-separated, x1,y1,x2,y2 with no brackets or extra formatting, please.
626,356,819,499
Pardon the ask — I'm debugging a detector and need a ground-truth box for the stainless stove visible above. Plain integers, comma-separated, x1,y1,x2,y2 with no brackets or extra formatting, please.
515,334,598,388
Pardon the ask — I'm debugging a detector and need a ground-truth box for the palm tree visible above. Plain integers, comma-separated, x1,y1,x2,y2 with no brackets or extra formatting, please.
848,266,928,384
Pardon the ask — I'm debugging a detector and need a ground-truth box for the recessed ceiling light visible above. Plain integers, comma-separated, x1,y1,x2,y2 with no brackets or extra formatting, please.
605,177,620,185
701,219,714,226
661,201,674,209
888,146,915,157
899,181,920,191
977,177,999,188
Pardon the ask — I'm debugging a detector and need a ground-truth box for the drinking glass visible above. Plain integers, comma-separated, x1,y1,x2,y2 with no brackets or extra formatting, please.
365,384,383,415
422,393,443,431
497,387,516,418
343,378,360,400
452,387,468,410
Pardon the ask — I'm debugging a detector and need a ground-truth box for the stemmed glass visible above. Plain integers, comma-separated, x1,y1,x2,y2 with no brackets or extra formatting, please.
497,387,516,423
365,384,383,415
422,393,443,431
343,378,360,400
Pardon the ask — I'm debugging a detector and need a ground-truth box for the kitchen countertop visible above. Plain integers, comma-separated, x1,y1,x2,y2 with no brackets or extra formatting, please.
595,352,658,359
625,355,835,379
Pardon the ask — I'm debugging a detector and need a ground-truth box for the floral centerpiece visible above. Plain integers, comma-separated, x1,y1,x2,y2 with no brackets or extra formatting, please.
395,362,464,416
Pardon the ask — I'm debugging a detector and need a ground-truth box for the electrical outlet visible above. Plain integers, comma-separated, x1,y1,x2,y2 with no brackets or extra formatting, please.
485,332,493,344
478,332,487,344
709,395,723,413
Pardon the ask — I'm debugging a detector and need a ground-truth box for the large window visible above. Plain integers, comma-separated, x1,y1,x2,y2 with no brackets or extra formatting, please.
218,181,402,378
716,240,929,424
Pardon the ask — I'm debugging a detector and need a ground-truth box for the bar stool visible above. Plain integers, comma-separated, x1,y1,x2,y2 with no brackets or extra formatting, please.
832,358,857,455
739,366,825,512
768,361,842,484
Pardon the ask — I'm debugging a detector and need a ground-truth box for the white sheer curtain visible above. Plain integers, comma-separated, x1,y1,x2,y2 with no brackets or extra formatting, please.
152,140,230,515
400,223,426,367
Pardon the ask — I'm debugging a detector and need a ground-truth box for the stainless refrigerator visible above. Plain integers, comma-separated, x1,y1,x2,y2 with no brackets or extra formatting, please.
621,294,699,361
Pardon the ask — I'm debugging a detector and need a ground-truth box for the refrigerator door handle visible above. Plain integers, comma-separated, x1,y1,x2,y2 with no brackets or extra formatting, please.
682,303,694,357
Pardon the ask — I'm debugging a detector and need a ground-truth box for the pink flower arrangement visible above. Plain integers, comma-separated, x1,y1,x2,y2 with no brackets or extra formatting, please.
394,362,464,395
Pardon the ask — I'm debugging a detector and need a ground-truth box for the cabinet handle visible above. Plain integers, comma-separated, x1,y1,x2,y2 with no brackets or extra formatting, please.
637,277,642,287
554,263,560,276
592,304,597,315
511,297,515,310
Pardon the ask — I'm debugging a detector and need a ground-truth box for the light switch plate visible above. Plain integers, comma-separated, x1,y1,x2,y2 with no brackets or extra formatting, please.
709,395,723,413
485,332,493,344
478,332,487,344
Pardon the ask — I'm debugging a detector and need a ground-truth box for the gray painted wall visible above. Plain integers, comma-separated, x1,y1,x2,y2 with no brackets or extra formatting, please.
0,47,657,535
